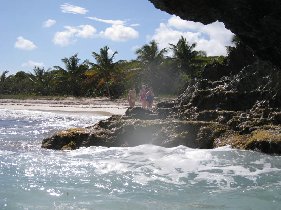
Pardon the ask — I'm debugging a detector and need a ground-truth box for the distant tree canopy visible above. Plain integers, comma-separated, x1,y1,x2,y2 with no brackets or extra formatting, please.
0,37,229,98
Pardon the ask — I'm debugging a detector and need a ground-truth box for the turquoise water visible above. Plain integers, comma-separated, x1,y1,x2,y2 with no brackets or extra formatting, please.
0,109,281,210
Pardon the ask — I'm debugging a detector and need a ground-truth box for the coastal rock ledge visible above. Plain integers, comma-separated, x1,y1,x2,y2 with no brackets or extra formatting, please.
42,105,281,155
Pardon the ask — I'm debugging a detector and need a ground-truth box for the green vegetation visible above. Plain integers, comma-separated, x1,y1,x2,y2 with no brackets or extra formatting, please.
0,37,226,99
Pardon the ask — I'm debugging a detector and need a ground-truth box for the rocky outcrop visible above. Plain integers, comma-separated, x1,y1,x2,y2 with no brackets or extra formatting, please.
214,128,281,154
149,0,281,69
42,52,281,155
42,93,281,154
42,104,281,154
42,108,227,150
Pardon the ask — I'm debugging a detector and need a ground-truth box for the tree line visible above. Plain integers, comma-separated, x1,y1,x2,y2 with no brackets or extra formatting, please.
0,36,224,98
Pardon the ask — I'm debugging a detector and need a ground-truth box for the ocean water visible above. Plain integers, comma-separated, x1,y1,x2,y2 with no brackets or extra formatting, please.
0,109,281,210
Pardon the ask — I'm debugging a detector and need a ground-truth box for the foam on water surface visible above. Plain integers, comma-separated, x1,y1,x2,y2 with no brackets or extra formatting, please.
0,108,281,209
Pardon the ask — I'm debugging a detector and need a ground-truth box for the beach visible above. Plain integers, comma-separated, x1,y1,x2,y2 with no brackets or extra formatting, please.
0,97,130,116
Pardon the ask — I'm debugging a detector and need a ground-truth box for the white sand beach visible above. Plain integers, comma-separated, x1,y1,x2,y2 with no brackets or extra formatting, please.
0,97,132,116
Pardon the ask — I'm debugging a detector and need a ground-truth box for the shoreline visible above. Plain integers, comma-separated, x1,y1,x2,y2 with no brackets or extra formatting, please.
0,97,130,116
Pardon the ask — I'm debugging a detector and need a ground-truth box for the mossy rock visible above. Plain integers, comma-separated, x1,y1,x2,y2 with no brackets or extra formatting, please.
57,128,87,137
245,129,281,154
42,127,90,150
215,128,281,154
61,140,77,150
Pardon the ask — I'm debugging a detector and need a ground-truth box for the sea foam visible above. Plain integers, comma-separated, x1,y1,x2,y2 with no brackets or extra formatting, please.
1,108,281,209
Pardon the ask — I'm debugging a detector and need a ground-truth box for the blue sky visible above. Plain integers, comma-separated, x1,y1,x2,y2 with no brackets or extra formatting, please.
0,0,234,74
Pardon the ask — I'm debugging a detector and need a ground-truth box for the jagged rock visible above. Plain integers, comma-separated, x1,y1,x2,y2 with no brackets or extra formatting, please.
42,115,228,150
42,99,281,154
42,128,92,150
269,112,281,124
214,128,281,154
202,44,256,81
124,107,158,120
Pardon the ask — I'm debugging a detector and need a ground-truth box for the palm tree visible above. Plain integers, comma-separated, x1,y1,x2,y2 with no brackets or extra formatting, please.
169,36,198,78
136,40,166,65
10,71,34,94
28,67,53,95
0,71,9,83
0,70,9,94
91,46,118,98
54,54,88,96
135,40,166,88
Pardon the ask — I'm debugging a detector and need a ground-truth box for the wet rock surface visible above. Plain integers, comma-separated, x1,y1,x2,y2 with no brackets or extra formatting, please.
41,98,281,154
42,110,227,150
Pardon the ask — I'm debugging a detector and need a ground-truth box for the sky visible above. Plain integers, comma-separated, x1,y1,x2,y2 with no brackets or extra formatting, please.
0,0,234,74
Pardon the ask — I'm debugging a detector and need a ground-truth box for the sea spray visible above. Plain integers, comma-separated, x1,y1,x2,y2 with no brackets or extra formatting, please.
0,109,281,209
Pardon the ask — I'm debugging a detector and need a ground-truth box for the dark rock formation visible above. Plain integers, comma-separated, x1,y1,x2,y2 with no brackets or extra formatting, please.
214,128,281,154
149,0,281,69
42,99,281,154
42,109,227,150
201,43,256,81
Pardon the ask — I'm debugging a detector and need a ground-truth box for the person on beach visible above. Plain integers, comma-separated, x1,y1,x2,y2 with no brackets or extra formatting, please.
139,85,148,109
145,87,154,110
127,88,137,108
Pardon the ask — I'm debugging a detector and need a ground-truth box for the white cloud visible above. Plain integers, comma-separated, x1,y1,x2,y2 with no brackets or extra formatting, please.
168,15,202,31
130,23,140,27
43,19,56,28
61,3,88,15
22,60,44,68
53,25,96,46
151,15,234,56
14,36,37,51
53,28,75,46
87,16,139,42
100,24,139,42
201,21,234,47
87,16,125,25
76,25,97,38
